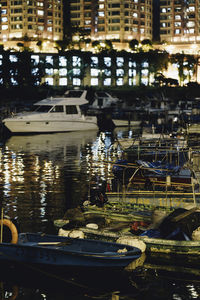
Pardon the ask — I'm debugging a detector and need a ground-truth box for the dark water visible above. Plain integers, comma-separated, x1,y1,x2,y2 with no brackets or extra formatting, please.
0,128,200,300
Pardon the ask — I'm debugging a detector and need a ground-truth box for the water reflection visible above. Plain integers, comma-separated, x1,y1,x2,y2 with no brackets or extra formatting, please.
1,131,99,233
0,129,127,233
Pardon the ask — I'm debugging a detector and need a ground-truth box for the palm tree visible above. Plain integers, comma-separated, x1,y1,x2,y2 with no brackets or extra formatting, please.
147,50,169,85
170,53,196,85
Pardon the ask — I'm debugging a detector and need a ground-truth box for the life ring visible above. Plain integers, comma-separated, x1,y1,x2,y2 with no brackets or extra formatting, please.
0,219,18,244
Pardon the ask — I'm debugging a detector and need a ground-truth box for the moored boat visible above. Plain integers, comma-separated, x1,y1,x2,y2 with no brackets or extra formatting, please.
0,232,142,270
3,90,98,133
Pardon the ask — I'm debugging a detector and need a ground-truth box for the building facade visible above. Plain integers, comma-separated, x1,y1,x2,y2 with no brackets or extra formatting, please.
159,0,200,54
70,0,153,49
0,0,63,52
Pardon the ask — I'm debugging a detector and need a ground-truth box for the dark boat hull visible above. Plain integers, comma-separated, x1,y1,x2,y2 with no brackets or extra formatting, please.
0,233,141,269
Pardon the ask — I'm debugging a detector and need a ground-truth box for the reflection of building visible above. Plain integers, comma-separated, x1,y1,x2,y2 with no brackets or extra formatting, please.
70,0,153,48
0,0,63,52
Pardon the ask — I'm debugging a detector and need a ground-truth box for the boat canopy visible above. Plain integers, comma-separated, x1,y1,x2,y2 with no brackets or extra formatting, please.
136,160,181,175
35,90,89,106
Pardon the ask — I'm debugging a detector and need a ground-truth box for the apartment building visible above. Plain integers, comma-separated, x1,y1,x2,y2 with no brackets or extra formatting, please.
0,0,63,52
70,0,153,49
160,0,200,54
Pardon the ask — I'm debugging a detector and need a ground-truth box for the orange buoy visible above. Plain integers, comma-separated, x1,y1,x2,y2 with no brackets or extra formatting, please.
0,219,18,244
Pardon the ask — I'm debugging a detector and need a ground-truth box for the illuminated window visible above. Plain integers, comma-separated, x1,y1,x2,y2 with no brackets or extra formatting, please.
116,69,124,77
142,62,149,68
91,78,98,86
59,69,67,76
188,6,195,12
37,10,44,16
129,78,136,86
2,25,8,30
104,69,111,76
129,69,136,76
129,61,136,67
11,78,18,85
104,78,111,86
91,57,98,66
116,78,123,86
141,78,148,85
47,27,52,32
187,21,195,27
99,4,104,9
91,68,99,76
188,28,195,33
1,17,7,22
141,69,148,76
31,55,40,63
45,78,53,85
46,56,53,64
59,78,67,86
175,29,181,34
37,2,44,6
104,57,111,67
73,68,81,75
72,56,81,67
73,78,81,86
116,57,124,67
98,12,105,17
9,55,18,62
45,68,53,75
59,56,67,66
32,68,39,75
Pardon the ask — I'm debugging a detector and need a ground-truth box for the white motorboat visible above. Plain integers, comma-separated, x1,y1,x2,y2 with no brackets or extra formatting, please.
89,91,121,111
3,90,98,133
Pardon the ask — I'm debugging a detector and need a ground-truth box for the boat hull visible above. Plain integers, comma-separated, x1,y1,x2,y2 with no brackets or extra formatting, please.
3,119,98,133
138,236,200,255
0,233,141,269
112,119,141,127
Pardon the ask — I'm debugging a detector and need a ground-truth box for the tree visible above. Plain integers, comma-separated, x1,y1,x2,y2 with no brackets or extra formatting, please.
129,39,139,52
170,53,197,85
54,38,73,53
141,39,153,52
147,50,169,85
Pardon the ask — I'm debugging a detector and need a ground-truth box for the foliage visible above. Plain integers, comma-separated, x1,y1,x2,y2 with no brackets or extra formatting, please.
170,53,197,85
129,39,139,52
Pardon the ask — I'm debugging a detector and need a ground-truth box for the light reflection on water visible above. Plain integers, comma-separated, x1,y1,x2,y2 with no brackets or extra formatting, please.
0,129,126,233
0,128,200,300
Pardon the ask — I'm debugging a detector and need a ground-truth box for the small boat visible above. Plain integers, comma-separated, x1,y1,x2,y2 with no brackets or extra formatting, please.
0,232,142,269
137,235,200,255
112,158,194,190
3,90,98,133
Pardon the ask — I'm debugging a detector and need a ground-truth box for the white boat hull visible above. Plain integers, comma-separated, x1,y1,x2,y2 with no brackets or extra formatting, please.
3,89,99,133
113,119,141,127
4,119,98,133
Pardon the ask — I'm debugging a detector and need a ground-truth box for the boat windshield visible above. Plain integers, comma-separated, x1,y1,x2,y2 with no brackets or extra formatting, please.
34,105,52,112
